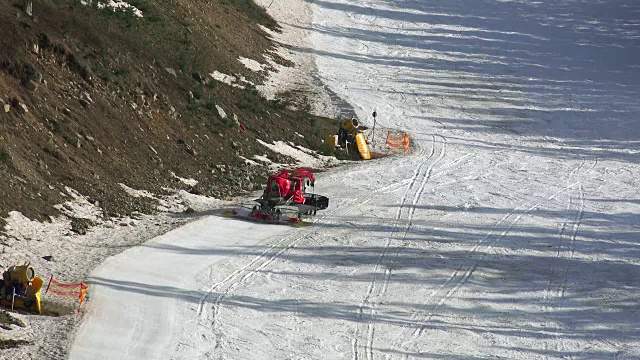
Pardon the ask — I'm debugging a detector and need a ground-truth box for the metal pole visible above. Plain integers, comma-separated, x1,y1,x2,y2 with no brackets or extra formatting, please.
371,111,377,147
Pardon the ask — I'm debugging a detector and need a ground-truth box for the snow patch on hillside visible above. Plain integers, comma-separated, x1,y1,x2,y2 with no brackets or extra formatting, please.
257,139,341,169
80,0,143,18
239,57,266,72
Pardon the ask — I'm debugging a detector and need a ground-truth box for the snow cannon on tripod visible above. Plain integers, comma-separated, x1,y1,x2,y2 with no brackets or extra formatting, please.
1,264,43,314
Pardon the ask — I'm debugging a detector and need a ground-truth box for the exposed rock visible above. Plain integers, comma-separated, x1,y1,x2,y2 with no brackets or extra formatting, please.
215,104,227,118
165,67,177,77
3,104,9,113
30,72,43,83
70,217,95,235
10,97,25,113
11,98,29,113
23,80,38,91
65,136,81,148
82,92,93,103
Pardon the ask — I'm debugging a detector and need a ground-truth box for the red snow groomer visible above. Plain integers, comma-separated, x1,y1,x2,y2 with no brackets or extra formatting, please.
235,169,329,223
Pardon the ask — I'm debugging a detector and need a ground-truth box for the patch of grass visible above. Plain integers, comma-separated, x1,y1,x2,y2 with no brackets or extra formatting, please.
97,6,140,29
43,143,64,161
203,98,217,111
0,150,11,164
64,135,80,147
222,116,235,128
219,0,278,30
0,338,30,350
269,98,289,110
92,62,111,82
187,98,201,114
310,117,319,136
192,87,203,100
0,311,25,329
0,148,17,173
37,33,92,81
319,143,335,156
113,67,129,78
62,17,79,34
127,0,153,14
238,85,267,115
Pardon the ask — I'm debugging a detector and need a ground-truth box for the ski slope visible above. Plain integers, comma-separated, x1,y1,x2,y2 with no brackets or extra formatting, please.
70,0,640,359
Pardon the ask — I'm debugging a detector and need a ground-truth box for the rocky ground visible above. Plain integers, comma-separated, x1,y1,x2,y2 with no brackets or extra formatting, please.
0,0,340,227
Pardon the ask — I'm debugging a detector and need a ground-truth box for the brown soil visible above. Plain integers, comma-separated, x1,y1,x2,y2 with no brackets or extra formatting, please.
0,0,340,229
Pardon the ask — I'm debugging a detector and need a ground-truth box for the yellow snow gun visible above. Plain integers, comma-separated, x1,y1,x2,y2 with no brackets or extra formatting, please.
1,264,43,314
335,116,371,160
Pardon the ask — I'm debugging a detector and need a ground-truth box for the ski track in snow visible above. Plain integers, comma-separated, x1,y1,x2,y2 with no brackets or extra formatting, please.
352,135,446,360
541,184,585,358
68,0,640,358
185,157,442,356
185,230,310,353
392,159,598,358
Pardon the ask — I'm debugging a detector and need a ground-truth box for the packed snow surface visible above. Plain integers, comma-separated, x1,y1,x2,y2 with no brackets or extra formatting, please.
70,0,640,359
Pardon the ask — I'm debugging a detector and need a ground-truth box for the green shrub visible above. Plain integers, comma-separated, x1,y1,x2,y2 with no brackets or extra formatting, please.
0,150,11,164
319,143,335,156
192,87,203,100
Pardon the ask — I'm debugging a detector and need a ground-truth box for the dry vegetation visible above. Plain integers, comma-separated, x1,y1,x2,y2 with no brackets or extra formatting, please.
0,0,338,228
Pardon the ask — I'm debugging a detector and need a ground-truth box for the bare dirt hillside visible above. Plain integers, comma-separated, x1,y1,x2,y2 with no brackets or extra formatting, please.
0,0,337,228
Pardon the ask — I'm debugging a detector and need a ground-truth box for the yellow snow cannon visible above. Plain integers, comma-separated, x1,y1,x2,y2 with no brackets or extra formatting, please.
341,116,360,133
1,264,43,314
336,116,371,160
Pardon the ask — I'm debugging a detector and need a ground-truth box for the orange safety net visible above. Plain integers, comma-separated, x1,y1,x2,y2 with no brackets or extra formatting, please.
45,275,88,312
385,132,410,153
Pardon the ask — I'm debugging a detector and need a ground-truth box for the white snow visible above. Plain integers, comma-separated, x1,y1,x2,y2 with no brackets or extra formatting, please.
253,154,273,163
119,183,156,199
239,155,259,166
257,139,341,169
209,71,245,89
238,56,266,72
7,0,640,359
169,171,198,187
54,187,103,221
214,104,227,119
80,0,143,18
